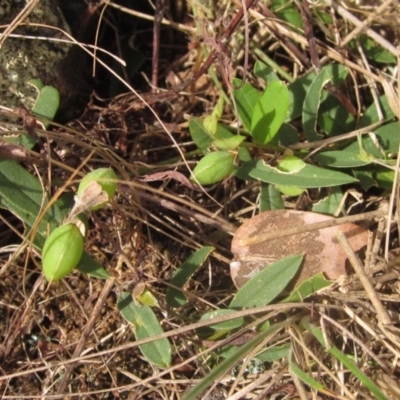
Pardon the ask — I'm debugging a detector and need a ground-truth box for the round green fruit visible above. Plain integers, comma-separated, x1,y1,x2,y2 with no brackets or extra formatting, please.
42,223,84,282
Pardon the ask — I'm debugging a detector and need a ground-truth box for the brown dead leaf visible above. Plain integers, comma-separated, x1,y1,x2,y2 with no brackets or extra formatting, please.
230,210,368,289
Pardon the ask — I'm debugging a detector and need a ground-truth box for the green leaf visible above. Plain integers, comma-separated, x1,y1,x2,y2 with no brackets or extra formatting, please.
0,158,62,248
350,36,396,64
77,252,109,279
166,246,214,307
275,123,299,146
233,79,261,131
204,96,225,135
282,273,332,302
353,169,377,191
317,95,355,136
290,361,326,391
213,135,245,150
32,85,60,124
253,60,280,83
374,168,395,190
189,117,212,154
256,343,291,362
28,78,44,91
313,150,370,168
182,321,287,400
259,183,284,212
248,159,358,188
302,68,330,141
251,80,289,144
277,156,306,172
196,309,244,340
276,185,305,196
117,292,172,368
3,133,37,150
345,122,400,158
191,151,235,185
238,146,252,162
360,95,395,127
302,317,387,400
229,255,303,309
287,73,315,121
312,187,343,215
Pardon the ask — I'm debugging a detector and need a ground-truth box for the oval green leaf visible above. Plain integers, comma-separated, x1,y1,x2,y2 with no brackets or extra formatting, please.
32,85,60,124
233,79,261,132
117,292,171,368
191,151,235,185
189,117,212,154
251,80,289,144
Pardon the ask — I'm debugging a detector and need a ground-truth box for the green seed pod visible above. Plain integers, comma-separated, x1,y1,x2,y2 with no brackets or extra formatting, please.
42,223,84,282
77,168,117,211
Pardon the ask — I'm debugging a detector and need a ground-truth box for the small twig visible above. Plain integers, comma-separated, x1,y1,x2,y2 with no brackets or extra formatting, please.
0,0,40,47
325,0,399,57
289,120,383,151
336,231,392,325
151,0,164,93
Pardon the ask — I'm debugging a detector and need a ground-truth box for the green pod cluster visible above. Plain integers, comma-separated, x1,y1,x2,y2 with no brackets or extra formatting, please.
42,223,84,282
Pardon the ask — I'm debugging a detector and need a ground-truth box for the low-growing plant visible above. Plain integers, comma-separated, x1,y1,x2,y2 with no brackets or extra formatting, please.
190,61,397,210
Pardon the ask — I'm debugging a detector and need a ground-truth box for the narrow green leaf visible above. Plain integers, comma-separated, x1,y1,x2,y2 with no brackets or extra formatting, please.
289,361,326,390
313,150,370,168
118,292,171,368
191,151,235,185
182,321,287,400
259,183,284,212
167,246,214,307
282,273,332,302
233,79,261,132
0,158,61,248
248,159,358,188
302,317,387,400
251,80,289,144
256,343,291,362
302,68,330,141
196,309,244,339
230,255,303,309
